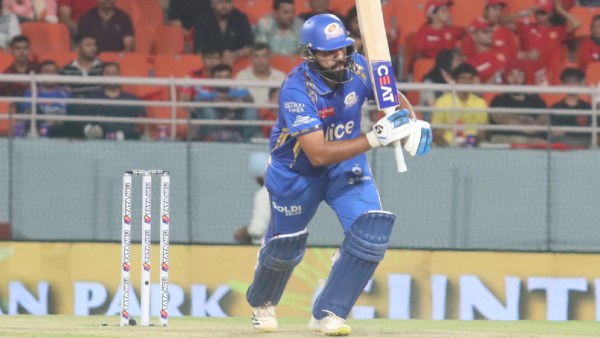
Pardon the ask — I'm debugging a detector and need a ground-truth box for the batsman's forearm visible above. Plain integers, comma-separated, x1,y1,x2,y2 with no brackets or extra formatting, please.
298,132,373,167
397,91,417,119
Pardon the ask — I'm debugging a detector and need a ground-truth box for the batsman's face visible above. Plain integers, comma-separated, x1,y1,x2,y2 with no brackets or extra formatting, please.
274,3,295,28
314,47,347,71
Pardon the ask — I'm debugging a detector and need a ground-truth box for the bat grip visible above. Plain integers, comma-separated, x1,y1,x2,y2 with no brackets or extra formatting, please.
383,107,407,173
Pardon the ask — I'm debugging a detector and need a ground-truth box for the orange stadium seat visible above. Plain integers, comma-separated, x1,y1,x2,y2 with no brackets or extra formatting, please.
115,0,141,27
232,0,272,26
504,0,536,14
452,0,485,27
585,61,600,86
21,22,70,57
271,54,303,73
570,6,600,37
36,51,76,67
146,106,189,140
154,26,185,55
135,26,156,54
233,56,251,76
0,101,13,136
154,54,203,78
395,0,428,45
329,0,354,17
295,0,311,16
134,0,164,28
412,58,435,83
0,52,14,72
98,52,160,99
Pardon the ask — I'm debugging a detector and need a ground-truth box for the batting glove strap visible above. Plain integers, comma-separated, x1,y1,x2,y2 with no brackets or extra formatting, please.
366,130,382,148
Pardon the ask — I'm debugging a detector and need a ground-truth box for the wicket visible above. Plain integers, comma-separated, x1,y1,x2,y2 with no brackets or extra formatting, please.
120,170,170,327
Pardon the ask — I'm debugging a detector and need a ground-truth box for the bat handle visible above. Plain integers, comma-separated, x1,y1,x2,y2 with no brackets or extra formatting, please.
383,107,407,173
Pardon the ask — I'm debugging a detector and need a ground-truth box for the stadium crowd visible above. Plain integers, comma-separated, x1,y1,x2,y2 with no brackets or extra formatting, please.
0,0,598,147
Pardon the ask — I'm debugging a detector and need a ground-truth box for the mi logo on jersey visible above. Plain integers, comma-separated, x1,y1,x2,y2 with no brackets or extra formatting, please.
371,60,399,109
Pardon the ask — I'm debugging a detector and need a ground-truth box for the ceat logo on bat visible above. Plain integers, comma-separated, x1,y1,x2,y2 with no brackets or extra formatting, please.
372,60,399,109
324,23,343,40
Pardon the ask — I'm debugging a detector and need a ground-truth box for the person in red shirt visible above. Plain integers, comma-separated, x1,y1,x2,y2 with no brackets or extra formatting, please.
510,0,580,84
413,0,464,60
461,0,517,58
465,17,510,84
577,14,600,71
58,0,96,36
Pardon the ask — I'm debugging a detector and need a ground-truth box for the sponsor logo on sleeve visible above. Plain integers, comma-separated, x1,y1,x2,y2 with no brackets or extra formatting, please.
292,115,317,128
284,101,305,113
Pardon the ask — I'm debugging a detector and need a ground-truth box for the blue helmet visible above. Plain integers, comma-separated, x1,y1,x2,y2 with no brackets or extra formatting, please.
300,14,356,84
300,14,354,51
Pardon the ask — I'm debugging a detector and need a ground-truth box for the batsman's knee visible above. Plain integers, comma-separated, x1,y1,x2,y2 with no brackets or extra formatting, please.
344,210,395,262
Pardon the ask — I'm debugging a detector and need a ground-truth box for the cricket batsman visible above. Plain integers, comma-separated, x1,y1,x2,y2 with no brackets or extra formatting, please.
246,14,432,336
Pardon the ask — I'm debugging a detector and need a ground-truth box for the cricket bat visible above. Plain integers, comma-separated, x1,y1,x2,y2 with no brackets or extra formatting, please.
356,0,409,173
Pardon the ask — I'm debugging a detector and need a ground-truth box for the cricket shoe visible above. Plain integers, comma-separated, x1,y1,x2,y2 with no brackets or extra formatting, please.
308,310,352,336
252,304,278,333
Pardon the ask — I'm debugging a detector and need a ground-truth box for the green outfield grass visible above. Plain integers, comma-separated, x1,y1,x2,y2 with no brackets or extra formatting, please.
0,316,599,337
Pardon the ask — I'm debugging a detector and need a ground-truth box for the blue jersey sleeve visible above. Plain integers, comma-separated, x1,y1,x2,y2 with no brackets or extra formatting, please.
353,54,375,101
279,87,321,137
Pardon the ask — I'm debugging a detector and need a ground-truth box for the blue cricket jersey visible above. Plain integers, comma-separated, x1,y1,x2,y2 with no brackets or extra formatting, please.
270,53,374,176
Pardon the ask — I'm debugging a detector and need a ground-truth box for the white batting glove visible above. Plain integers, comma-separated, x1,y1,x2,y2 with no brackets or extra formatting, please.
403,120,432,156
366,109,412,148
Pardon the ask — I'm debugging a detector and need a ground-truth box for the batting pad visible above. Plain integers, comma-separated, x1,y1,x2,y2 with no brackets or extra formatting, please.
313,211,395,319
246,229,309,307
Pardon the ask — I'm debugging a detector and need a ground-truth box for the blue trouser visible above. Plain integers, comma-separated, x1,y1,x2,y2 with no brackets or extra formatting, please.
264,153,382,241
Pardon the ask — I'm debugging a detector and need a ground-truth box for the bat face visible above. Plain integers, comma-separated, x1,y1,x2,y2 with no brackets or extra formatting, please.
370,59,399,110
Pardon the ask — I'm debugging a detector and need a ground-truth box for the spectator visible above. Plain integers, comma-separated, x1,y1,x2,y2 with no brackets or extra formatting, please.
550,67,591,146
258,87,279,138
431,63,488,147
73,62,147,140
419,49,462,117
0,0,21,49
178,50,223,102
58,0,95,36
577,14,600,70
255,0,304,56
489,61,548,144
0,35,37,97
461,0,517,58
60,34,103,97
194,63,259,142
344,6,363,54
78,0,134,53
413,0,464,60
465,17,510,84
298,0,343,22
18,60,71,137
235,43,286,106
509,0,580,84
168,0,210,32
4,0,58,23
194,0,253,66
233,152,270,245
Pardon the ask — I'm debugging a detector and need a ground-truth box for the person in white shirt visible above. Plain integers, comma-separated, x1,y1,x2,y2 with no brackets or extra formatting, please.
235,42,286,106
255,0,304,55
0,2,20,50
233,152,270,245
